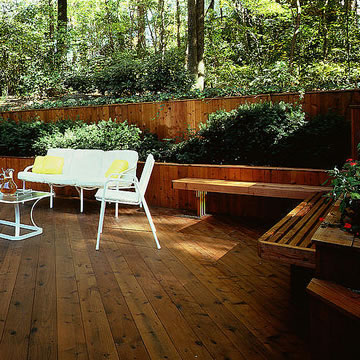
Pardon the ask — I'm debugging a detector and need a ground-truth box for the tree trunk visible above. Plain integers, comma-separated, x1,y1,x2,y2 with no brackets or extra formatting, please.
289,0,301,73
176,0,181,48
187,0,204,90
137,3,146,55
322,0,329,59
49,0,54,40
158,0,165,54
105,0,115,52
57,0,67,61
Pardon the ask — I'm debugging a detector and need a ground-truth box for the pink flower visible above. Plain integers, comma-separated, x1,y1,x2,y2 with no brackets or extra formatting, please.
350,162,357,166
346,158,353,162
344,223,352,229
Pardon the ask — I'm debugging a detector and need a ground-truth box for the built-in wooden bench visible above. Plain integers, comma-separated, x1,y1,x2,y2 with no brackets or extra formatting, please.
258,192,333,269
172,177,332,217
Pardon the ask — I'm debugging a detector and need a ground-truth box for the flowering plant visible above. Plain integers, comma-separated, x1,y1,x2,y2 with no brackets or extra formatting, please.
326,158,360,235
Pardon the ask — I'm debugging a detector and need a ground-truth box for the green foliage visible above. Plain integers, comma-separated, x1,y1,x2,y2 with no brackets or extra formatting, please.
0,117,80,156
142,51,193,93
137,131,173,162
326,159,360,235
168,101,306,165
33,119,142,154
93,55,144,96
273,111,350,169
1,0,360,99
64,72,95,94
0,102,350,170
63,50,193,96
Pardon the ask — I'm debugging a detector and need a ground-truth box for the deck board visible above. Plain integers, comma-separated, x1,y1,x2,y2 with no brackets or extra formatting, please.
0,197,310,359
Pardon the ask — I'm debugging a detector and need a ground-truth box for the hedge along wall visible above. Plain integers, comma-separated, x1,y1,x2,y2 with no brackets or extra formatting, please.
1,89,360,140
2,156,329,219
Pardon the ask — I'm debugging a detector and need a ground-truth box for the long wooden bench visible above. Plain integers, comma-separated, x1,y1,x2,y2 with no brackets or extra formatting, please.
172,177,332,217
258,192,333,269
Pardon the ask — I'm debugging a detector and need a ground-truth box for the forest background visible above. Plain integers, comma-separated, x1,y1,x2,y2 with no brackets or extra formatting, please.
1,0,360,108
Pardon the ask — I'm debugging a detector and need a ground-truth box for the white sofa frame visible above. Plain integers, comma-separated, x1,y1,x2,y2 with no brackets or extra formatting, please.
18,148,139,212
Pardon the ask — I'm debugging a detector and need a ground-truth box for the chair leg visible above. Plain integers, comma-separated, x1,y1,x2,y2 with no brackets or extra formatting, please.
141,197,161,249
115,202,119,218
49,185,54,208
80,188,84,213
96,200,107,251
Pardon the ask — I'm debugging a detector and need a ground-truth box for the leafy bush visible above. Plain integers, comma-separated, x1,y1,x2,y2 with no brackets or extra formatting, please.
168,101,306,165
33,119,142,154
142,51,193,93
273,111,350,168
94,55,144,96
137,131,174,162
0,118,84,156
0,118,46,156
64,72,95,93
0,103,349,170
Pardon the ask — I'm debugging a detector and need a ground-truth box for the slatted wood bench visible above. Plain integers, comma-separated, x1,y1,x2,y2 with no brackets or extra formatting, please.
172,177,332,217
258,192,333,269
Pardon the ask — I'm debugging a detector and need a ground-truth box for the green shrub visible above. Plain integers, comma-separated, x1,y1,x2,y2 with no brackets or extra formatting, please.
168,101,306,165
64,72,95,93
94,56,144,96
0,117,84,156
33,119,142,154
137,131,174,162
142,51,193,93
274,111,350,169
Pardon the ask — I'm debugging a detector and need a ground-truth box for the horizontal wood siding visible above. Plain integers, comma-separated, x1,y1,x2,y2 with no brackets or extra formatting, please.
1,90,359,139
2,157,330,219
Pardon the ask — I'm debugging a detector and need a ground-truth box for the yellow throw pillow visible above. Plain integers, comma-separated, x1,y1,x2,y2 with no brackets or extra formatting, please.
32,156,45,173
42,156,64,174
105,160,129,178
33,155,64,174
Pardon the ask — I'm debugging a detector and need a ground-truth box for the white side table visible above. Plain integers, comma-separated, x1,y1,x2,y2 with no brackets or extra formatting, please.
0,190,53,240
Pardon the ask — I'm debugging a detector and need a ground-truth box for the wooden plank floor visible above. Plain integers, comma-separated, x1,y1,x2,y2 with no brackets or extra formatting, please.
0,197,310,360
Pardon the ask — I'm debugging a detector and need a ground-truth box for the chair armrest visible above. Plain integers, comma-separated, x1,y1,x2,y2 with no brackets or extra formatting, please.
23,165,34,172
104,165,136,183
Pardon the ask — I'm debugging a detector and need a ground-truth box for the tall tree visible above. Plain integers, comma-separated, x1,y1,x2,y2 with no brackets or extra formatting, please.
187,0,204,90
57,0,67,60
289,0,301,73
137,1,146,55
176,0,181,48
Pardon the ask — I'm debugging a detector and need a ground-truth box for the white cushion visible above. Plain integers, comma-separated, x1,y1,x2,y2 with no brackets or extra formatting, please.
41,174,76,186
95,188,140,204
47,148,74,175
75,176,108,187
18,171,46,183
102,150,138,178
70,149,104,179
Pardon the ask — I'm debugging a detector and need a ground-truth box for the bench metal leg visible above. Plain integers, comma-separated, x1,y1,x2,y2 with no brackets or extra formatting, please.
196,191,207,217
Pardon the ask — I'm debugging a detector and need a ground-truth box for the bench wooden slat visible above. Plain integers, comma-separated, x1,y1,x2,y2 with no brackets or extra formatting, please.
296,201,333,249
258,193,333,268
172,178,332,199
278,193,331,246
268,193,321,245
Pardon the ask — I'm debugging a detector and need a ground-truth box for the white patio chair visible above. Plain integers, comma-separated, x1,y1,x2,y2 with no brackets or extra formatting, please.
95,154,161,250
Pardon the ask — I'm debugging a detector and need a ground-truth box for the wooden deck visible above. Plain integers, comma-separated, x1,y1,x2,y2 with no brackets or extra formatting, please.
0,197,309,360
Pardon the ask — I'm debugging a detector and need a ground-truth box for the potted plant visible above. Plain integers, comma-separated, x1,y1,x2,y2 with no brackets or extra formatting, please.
326,158,360,236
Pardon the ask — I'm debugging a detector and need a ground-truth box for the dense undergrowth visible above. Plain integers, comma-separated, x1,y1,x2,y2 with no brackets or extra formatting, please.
0,101,349,169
